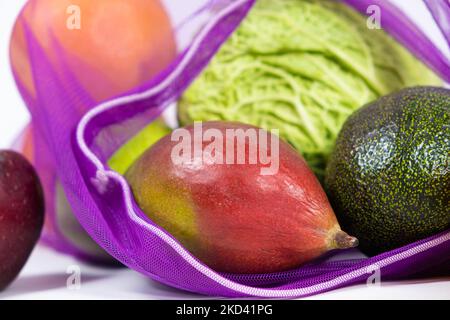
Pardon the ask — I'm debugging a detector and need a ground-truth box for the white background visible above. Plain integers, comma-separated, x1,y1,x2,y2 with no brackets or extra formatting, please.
0,0,449,300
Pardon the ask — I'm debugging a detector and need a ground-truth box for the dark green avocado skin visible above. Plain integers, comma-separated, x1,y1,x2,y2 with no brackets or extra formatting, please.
325,86,450,256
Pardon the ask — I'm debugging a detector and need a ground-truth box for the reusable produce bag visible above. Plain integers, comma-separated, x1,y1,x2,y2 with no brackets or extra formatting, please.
13,0,450,297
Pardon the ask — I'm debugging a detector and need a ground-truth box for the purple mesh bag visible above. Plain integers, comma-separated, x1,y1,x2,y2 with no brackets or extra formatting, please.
12,0,450,297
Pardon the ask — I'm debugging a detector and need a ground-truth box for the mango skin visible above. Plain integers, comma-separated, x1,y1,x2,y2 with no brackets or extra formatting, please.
10,0,176,105
108,119,172,175
126,121,349,274
10,0,177,261
325,87,450,255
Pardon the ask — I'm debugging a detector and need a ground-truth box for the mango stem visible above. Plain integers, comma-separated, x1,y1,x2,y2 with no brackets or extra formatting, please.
332,230,359,249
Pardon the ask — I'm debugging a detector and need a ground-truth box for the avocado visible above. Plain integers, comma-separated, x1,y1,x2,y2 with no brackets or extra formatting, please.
325,86,450,255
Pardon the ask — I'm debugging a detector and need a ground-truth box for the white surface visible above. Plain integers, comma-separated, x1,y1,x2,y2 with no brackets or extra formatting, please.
0,0,449,300
0,245,448,300
0,0,29,147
